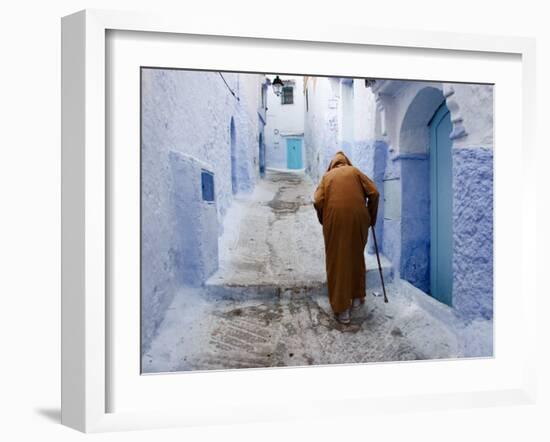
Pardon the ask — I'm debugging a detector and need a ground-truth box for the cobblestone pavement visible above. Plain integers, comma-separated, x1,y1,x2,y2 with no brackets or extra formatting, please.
142,280,492,373
142,170,492,373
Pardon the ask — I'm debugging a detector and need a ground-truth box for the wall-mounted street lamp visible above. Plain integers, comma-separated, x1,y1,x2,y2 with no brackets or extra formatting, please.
365,78,377,88
271,75,284,96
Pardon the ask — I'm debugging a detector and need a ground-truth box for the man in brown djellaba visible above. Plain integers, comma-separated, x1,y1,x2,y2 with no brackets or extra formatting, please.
313,151,380,324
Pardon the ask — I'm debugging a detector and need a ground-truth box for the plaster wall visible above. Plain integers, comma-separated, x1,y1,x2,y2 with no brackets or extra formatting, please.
287,75,494,320
169,152,219,287
303,76,342,184
304,77,383,254
351,79,377,173
265,75,305,169
348,81,381,254
339,79,355,158
375,80,494,319
452,146,493,319
141,69,264,351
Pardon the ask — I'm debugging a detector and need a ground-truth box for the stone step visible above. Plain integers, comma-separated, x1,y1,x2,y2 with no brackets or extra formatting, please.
204,252,394,301
365,251,394,290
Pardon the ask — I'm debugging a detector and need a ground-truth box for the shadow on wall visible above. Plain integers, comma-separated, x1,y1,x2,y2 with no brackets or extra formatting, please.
230,117,237,194
169,150,219,287
366,140,388,256
399,153,431,294
398,87,446,296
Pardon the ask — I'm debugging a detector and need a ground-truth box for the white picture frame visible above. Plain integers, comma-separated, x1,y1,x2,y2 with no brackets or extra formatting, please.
61,9,537,433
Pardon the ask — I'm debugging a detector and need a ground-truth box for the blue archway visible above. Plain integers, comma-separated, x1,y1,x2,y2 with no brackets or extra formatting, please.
399,86,446,296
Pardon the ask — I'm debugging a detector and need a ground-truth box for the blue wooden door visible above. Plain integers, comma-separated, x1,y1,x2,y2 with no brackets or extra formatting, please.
286,138,303,169
429,103,453,306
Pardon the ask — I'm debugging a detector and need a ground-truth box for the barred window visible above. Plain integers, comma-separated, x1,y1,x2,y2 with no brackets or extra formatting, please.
281,86,294,105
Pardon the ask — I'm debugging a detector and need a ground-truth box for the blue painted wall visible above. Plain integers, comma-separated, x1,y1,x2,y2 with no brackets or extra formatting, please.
452,147,494,319
378,145,493,321
169,151,219,287
399,153,431,294
141,69,263,353
380,150,402,281
303,79,493,322
369,141,388,254
353,140,388,256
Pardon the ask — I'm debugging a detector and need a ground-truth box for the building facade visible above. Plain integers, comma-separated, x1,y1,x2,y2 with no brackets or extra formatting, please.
303,77,493,321
140,69,267,352
264,75,305,170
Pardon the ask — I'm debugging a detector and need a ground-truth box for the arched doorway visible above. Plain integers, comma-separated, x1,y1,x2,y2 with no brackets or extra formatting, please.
398,86,449,299
428,102,453,306
230,117,237,194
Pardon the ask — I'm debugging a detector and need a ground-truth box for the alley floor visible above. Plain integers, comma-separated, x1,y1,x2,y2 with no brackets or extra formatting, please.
142,170,493,373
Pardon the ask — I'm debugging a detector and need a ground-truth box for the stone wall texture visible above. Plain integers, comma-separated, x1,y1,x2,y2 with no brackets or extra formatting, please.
452,146,494,319
169,152,219,287
304,77,341,184
399,154,431,294
304,78,494,321
141,69,263,352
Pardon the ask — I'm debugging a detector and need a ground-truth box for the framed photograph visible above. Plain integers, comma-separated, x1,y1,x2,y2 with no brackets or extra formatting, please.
61,9,537,433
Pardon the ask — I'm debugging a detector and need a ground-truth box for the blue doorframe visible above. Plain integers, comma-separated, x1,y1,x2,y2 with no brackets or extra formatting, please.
286,138,303,169
429,102,453,306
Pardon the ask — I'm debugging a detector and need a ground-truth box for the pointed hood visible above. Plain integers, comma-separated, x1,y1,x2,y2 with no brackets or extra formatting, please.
327,151,353,172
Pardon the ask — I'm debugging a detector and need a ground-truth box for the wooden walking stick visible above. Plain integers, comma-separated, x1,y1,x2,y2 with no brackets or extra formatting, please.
371,226,388,303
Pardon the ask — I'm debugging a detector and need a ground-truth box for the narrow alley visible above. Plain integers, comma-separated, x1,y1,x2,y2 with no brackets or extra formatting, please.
141,70,494,373
142,170,491,373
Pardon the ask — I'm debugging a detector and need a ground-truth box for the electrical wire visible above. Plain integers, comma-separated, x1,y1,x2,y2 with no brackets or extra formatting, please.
218,72,240,101
218,71,272,131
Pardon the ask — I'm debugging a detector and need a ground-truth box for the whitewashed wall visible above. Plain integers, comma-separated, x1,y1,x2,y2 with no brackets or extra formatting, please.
141,69,264,352
303,77,378,179
304,77,383,253
304,76,494,321
265,75,305,169
303,76,342,183
372,79,494,320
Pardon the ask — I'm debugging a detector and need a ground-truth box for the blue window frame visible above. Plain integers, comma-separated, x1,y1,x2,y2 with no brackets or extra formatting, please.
201,170,215,202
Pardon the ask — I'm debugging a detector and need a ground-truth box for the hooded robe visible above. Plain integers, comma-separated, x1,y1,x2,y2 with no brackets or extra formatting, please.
313,151,380,314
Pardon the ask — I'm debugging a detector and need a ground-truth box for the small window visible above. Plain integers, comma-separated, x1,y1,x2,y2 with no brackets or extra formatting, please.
281,86,294,105
201,170,215,202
